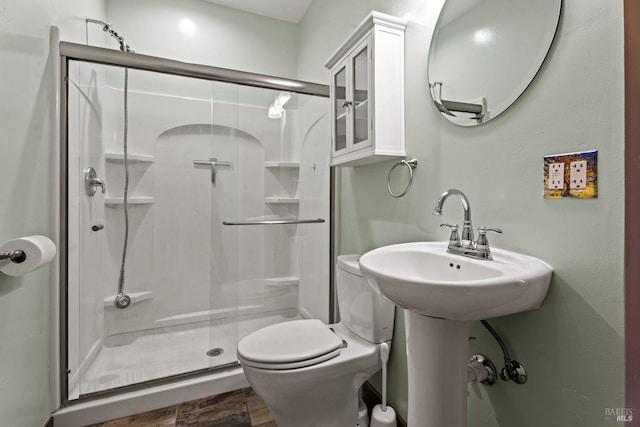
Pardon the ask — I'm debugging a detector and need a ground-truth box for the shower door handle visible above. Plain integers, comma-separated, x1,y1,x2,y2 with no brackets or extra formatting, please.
193,158,232,183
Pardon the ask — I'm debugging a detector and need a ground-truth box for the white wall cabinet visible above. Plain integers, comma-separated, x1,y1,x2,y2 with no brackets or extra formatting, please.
325,11,407,167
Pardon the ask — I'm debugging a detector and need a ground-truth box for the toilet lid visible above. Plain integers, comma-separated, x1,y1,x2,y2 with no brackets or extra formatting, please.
237,319,343,369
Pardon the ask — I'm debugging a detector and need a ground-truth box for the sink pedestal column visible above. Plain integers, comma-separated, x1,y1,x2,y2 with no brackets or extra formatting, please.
405,311,470,427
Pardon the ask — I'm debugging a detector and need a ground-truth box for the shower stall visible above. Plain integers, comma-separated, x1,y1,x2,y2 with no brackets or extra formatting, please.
55,38,332,412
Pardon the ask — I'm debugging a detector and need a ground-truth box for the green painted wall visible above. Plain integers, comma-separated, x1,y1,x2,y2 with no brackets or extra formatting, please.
0,1,107,425
105,0,299,99
298,0,625,425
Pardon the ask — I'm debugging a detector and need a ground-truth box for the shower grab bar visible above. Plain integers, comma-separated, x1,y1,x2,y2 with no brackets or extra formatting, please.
223,218,325,226
193,158,232,183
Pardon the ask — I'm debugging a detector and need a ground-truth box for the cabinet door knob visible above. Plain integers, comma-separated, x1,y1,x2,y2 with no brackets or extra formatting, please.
341,100,353,108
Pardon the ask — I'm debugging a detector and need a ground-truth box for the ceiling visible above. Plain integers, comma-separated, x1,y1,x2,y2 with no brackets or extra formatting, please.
203,0,313,23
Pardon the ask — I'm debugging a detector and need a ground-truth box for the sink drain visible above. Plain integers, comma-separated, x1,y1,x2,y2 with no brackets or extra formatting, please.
207,348,224,357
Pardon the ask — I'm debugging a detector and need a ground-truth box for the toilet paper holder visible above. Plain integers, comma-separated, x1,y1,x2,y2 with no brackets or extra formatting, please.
0,235,56,276
0,250,26,263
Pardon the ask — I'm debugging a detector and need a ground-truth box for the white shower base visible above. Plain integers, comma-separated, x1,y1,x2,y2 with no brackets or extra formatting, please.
55,365,247,427
72,308,299,396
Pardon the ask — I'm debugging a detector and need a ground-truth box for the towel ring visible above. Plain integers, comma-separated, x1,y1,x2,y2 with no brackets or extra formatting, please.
387,158,418,198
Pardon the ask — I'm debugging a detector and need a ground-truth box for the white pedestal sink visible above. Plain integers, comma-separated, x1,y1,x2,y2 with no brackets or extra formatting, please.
359,242,552,427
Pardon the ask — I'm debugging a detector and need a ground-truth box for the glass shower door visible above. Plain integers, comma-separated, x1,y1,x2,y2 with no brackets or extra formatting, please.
67,60,241,397
65,56,330,400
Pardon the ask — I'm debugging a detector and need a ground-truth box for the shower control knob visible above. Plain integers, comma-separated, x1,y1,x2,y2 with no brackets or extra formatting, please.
84,167,106,196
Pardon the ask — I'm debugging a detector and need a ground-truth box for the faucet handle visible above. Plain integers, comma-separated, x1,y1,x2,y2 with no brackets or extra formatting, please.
476,227,503,250
440,223,461,247
478,227,503,233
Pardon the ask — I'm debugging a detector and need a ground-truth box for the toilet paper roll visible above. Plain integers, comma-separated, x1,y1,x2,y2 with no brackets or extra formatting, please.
0,235,56,276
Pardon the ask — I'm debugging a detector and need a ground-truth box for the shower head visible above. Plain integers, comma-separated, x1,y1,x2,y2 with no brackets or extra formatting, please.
86,17,133,53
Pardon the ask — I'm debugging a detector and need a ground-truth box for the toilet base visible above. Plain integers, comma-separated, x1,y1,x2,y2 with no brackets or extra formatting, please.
243,363,372,427
239,323,383,427
358,395,370,426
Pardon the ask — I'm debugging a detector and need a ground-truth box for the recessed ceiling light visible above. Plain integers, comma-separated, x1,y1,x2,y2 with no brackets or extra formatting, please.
179,18,197,36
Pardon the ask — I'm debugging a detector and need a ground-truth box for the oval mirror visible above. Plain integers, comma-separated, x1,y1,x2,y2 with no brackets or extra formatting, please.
427,0,561,126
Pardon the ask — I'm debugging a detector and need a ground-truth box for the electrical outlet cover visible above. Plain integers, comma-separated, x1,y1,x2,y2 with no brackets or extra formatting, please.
544,150,597,199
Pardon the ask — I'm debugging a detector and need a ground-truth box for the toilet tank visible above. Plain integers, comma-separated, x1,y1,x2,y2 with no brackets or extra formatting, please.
336,255,395,343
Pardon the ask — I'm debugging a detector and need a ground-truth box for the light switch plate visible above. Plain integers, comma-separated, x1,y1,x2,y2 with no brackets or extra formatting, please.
544,150,597,199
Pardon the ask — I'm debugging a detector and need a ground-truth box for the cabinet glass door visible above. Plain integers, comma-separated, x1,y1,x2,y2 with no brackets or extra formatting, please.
351,41,370,150
333,64,348,155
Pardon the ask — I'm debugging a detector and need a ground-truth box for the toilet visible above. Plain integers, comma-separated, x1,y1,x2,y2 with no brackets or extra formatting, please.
237,254,395,427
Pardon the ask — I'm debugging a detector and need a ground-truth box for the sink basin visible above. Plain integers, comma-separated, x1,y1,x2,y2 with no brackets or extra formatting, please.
358,241,552,321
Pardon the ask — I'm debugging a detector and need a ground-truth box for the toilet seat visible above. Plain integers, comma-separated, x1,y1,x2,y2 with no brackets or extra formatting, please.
237,319,343,370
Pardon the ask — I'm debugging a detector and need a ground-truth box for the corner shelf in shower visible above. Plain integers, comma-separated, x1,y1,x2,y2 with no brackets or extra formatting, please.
264,161,300,168
105,196,155,206
265,276,299,287
264,196,299,204
105,152,155,163
103,291,153,308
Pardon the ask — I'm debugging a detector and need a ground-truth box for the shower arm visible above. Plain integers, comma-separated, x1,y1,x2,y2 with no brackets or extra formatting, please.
86,18,133,53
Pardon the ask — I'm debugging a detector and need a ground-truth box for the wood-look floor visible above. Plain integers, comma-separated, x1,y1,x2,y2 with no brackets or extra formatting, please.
85,388,276,427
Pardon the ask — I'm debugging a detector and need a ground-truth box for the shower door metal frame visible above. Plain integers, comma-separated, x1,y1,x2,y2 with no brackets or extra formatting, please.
60,42,330,96
56,41,337,408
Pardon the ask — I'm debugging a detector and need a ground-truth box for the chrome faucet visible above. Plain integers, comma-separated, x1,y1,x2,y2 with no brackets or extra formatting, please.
432,189,502,260
433,189,475,245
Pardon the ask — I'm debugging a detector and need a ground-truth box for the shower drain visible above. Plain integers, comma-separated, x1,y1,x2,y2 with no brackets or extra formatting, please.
207,348,224,357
